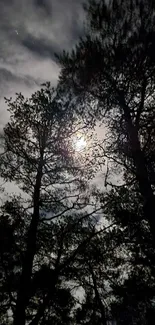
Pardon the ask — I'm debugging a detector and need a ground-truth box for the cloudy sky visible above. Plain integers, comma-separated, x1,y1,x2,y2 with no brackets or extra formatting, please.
0,0,121,196
0,0,85,128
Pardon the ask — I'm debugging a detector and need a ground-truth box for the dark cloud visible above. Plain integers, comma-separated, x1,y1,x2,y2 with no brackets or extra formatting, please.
34,0,52,15
0,68,19,84
19,0,85,57
0,0,85,125
21,34,59,60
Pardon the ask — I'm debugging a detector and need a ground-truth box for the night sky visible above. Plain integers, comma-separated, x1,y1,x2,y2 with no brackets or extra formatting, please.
0,0,85,129
0,0,109,193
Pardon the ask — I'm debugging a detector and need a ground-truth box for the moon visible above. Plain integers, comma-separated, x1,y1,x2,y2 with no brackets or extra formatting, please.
73,134,87,152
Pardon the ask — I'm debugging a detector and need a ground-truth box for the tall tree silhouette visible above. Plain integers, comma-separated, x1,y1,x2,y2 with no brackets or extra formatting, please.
0,195,106,324
58,0,155,243
0,83,91,325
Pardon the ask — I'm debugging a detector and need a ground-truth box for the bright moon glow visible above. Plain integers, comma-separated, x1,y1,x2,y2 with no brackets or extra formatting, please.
73,135,87,152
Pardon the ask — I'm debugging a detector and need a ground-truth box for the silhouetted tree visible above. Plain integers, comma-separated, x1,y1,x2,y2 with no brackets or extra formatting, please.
0,83,93,325
58,0,155,244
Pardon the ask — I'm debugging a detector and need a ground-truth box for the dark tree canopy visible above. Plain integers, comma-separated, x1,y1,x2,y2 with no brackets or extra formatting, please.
1,1,155,325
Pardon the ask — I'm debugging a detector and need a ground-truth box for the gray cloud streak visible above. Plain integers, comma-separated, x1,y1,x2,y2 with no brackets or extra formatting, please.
0,0,85,125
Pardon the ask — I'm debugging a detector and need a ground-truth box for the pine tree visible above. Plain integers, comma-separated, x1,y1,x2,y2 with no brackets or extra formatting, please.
57,0,155,244
0,83,91,325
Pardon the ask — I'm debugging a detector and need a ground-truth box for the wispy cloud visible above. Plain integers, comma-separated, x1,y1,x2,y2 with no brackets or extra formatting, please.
0,0,85,124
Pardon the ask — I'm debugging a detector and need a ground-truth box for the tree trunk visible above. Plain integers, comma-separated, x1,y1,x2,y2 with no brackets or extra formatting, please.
121,98,155,243
89,264,107,325
13,157,43,325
